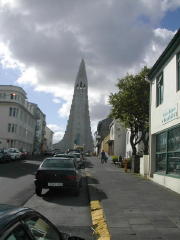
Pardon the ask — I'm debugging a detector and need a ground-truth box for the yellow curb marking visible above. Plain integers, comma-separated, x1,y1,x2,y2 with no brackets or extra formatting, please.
90,200,111,240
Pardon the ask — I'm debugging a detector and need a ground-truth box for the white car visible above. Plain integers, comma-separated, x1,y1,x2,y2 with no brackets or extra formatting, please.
7,148,22,160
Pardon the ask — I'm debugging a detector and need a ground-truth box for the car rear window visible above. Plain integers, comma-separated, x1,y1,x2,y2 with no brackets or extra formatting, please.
42,159,74,168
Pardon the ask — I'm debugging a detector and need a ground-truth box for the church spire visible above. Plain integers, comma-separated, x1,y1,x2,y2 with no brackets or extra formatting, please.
75,59,87,89
56,59,93,152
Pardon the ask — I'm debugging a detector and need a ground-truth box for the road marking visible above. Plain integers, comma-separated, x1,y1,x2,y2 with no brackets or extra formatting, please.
85,169,111,239
90,200,111,239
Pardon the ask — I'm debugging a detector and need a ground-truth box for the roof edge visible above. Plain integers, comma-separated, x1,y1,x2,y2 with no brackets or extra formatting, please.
148,29,180,80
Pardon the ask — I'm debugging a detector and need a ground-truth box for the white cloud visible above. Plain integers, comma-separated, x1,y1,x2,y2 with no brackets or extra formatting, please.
17,67,38,85
0,0,179,142
52,98,61,104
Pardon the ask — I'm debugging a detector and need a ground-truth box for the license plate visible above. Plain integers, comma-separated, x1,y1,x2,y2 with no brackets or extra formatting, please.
48,183,63,186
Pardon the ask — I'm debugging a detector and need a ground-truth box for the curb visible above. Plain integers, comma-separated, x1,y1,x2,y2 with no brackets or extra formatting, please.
85,169,111,240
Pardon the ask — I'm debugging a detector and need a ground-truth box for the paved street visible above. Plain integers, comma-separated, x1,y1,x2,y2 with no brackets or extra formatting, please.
86,156,180,240
25,169,93,239
1,157,180,240
0,159,93,240
0,160,40,205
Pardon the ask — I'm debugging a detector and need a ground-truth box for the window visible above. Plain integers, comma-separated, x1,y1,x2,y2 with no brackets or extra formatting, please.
9,107,13,116
156,126,180,175
7,124,17,133
8,124,11,132
10,93,17,100
177,52,180,91
9,108,19,117
156,132,167,172
156,72,163,106
5,224,30,240
0,93,7,99
23,215,60,240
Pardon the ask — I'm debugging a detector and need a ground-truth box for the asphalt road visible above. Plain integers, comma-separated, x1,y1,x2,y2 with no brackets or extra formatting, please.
0,159,93,240
0,159,40,205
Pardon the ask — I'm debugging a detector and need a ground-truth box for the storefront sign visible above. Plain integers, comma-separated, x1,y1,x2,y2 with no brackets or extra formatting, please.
162,104,178,124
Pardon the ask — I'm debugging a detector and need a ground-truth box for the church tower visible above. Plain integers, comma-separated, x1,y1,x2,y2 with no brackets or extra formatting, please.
57,59,93,152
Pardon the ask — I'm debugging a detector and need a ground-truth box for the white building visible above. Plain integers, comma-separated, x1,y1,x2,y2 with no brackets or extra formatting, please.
32,104,46,154
125,129,144,158
108,119,126,157
0,85,36,153
148,29,180,194
44,126,54,151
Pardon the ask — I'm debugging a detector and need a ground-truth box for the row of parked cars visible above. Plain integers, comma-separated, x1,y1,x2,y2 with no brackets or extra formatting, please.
0,148,28,163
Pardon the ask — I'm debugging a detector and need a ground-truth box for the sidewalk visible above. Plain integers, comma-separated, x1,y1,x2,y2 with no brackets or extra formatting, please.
86,156,180,240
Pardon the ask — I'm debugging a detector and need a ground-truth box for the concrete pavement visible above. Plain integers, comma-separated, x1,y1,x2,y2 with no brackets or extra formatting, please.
85,156,180,240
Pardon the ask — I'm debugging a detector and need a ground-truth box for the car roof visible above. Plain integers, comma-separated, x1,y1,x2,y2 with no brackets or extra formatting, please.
45,157,74,160
41,157,75,165
0,204,33,233
54,154,75,157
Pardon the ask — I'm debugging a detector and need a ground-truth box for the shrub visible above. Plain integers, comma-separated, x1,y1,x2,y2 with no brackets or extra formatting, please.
112,155,118,164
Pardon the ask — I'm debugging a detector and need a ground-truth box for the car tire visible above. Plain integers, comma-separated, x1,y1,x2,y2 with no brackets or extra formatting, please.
73,186,80,196
35,186,42,196
79,179,82,187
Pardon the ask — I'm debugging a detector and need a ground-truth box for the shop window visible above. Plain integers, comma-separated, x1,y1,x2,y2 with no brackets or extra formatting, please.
156,72,163,106
156,132,167,153
156,126,180,175
156,132,167,172
156,153,166,172
168,127,180,152
168,152,180,174
177,52,180,91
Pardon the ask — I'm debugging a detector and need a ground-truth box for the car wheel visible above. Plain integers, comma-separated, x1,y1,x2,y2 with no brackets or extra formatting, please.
73,186,80,196
79,179,82,187
35,186,42,196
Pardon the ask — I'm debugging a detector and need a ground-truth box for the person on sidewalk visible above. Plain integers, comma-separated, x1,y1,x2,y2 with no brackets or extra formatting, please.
100,150,107,164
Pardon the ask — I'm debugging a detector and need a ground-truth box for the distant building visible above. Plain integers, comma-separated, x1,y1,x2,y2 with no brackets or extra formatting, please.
0,85,47,154
125,129,144,158
31,104,46,154
108,119,126,157
148,29,180,194
95,117,113,155
0,85,36,153
44,126,54,151
55,60,93,152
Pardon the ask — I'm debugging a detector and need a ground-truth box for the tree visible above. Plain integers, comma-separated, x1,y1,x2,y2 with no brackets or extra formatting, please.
109,67,150,156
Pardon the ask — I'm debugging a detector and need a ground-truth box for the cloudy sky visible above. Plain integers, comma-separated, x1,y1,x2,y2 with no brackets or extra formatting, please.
0,0,179,143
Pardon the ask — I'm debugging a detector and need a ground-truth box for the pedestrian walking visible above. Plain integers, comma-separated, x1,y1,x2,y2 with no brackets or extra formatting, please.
100,150,107,164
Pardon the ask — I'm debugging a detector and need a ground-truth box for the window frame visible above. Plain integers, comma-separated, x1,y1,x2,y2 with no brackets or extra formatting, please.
21,212,63,240
156,125,180,175
1,222,31,240
177,52,180,91
156,72,164,107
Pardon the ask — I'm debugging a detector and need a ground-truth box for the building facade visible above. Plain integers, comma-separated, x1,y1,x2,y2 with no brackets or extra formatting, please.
44,126,54,151
108,119,126,157
95,118,113,155
125,129,144,158
0,85,36,153
32,104,46,154
148,29,180,193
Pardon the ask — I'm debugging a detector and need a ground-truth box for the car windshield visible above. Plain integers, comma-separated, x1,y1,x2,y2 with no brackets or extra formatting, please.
42,158,74,168
74,154,80,158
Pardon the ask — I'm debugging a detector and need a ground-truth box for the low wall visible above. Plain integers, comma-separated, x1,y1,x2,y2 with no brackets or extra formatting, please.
153,173,180,194
140,155,149,176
